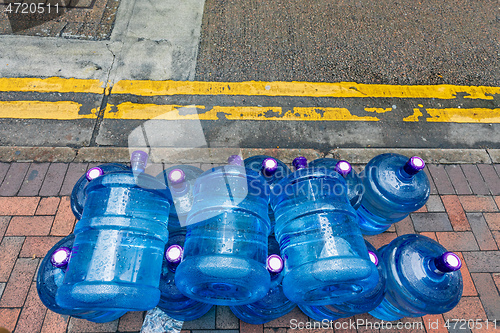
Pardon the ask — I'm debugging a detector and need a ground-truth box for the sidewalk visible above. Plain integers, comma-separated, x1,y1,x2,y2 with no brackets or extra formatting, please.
0,149,499,333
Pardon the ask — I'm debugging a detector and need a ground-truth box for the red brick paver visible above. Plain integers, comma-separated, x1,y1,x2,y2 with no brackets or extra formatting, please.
441,195,471,231
50,196,76,236
0,197,40,215
36,197,61,216
459,196,498,212
6,216,54,236
0,308,22,332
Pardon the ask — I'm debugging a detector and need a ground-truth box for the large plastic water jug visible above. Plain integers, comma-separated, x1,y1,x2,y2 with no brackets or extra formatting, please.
244,155,291,232
157,165,204,232
369,234,462,321
308,158,363,210
37,234,127,323
299,241,386,321
230,236,295,324
157,231,213,321
175,155,271,306
270,157,378,305
71,163,129,220
357,154,430,235
56,152,173,311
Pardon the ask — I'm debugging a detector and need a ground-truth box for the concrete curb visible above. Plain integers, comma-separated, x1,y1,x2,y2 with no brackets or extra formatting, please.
0,146,497,164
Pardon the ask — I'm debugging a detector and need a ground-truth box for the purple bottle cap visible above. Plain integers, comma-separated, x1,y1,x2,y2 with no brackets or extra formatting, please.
86,167,104,181
262,158,278,175
368,251,379,266
266,254,284,274
165,244,183,264
228,155,244,166
292,157,307,170
51,247,71,268
335,160,352,177
168,169,186,185
130,150,148,172
435,252,462,273
403,156,425,176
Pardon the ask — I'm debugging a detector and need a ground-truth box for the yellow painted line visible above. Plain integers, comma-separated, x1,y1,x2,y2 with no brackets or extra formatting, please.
105,103,379,121
365,107,393,113
426,108,500,123
112,80,500,100
1,77,499,100
0,101,92,119
0,77,105,94
106,102,207,120
403,109,424,122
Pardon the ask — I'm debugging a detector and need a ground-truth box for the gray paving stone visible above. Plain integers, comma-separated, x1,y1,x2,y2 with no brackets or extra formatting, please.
39,163,69,197
411,212,453,232
445,165,472,195
0,282,5,299
426,195,445,212
0,163,30,196
461,165,490,195
182,306,216,330
463,252,500,273
467,213,498,251
216,306,239,329
424,168,438,195
0,163,10,185
478,164,500,196
427,165,454,195
59,163,88,196
471,273,500,321
18,163,50,196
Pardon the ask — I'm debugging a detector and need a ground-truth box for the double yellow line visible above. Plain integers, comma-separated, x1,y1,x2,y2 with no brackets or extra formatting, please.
1,77,499,122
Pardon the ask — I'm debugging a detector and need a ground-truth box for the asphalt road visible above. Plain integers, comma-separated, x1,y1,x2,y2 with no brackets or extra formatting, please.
195,0,500,86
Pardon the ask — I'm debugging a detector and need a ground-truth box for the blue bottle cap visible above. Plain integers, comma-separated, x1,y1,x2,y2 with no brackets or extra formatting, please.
368,250,379,266
165,244,183,264
335,160,352,177
292,157,307,170
403,156,425,176
266,254,284,274
262,158,278,176
130,150,148,172
51,247,71,268
435,252,462,273
228,155,244,166
85,167,104,181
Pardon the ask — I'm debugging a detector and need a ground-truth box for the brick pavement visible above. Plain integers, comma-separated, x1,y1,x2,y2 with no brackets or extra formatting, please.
0,0,120,40
0,160,499,332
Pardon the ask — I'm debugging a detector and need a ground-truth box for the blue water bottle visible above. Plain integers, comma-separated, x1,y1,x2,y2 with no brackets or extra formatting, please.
308,158,363,210
157,165,204,232
175,155,271,306
271,157,378,306
56,151,173,311
157,231,213,321
369,234,463,321
71,163,129,220
299,241,386,321
357,154,430,235
230,236,295,324
37,234,127,323
244,155,291,233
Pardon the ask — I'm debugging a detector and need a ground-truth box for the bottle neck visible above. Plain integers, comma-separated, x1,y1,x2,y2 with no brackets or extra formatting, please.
427,252,462,275
399,156,425,179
